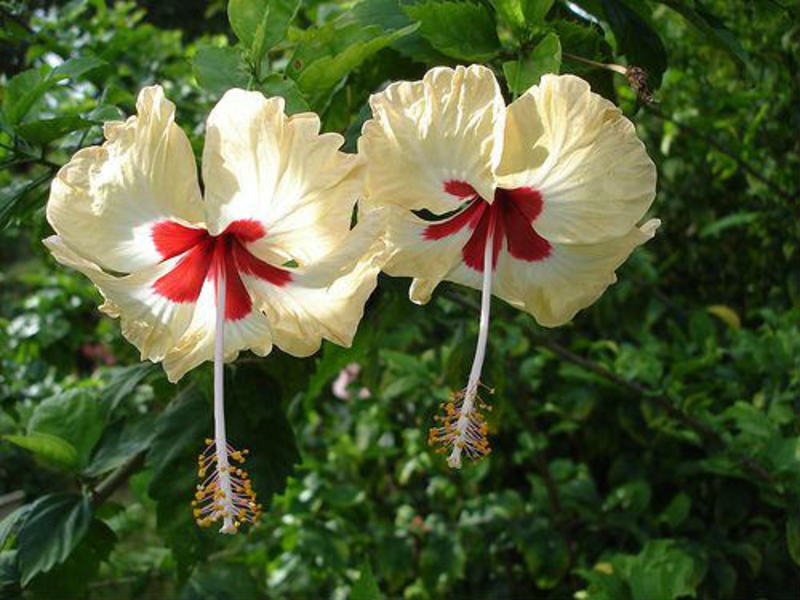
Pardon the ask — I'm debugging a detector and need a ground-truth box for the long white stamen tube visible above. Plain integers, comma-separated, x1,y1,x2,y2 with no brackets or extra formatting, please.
447,229,495,468
214,273,236,534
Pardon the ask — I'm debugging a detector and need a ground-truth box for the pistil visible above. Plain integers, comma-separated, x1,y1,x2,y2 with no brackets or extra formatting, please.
192,272,262,533
429,219,495,468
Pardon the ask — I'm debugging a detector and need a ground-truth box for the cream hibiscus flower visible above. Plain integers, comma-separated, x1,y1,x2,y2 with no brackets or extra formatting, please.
45,86,386,532
359,65,658,468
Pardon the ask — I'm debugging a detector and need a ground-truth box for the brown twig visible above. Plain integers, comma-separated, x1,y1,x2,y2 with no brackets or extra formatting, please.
90,452,146,509
534,337,777,486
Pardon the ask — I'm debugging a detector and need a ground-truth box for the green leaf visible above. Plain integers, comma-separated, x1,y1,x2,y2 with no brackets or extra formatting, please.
614,539,699,600
193,46,250,97
50,56,105,81
352,0,449,63
3,432,79,470
259,74,309,114
0,172,52,229
503,32,561,95
491,0,526,32
521,0,555,26
404,1,501,62
2,67,49,125
0,505,31,551
26,519,116,599
351,562,383,600
146,385,211,577
28,388,106,470
600,0,667,89
98,363,154,415
16,116,94,145
659,492,691,528
83,413,158,478
17,493,92,586
291,23,418,110
228,0,300,60
0,551,20,598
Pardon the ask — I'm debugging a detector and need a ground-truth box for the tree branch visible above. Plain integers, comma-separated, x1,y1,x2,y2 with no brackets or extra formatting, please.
90,452,146,509
534,337,776,486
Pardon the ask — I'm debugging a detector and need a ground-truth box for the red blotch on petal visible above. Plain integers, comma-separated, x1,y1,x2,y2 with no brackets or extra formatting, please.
153,238,214,303
223,219,265,243
421,184,551,273
232,239,293,287
443,180,478,198
152,221,209,260
151,218,292,321
423,200,486,240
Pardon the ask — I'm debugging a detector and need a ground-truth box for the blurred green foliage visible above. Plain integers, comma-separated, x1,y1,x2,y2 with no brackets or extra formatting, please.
0,0,798,598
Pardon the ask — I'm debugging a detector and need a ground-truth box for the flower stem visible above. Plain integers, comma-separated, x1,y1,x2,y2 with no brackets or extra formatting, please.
214,274,235,534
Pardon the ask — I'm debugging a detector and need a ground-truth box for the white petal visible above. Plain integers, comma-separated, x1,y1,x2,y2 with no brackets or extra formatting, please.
202,89,361,266
382,210,475,305
497,74,657,244
246,209,388,356
359,64,506,213
43,235,196,363
46,85,204,273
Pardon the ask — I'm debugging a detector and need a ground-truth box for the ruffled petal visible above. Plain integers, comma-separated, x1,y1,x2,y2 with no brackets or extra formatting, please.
46,85,204,273
383,207,479,305
359,64,506,214
202,90,361,266
245,209,388,356
497,74,656,244
43,235,197,364
441,219,661,326
161,278,274,383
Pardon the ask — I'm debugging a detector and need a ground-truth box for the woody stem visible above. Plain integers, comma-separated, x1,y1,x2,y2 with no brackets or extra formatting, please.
214,273,235,534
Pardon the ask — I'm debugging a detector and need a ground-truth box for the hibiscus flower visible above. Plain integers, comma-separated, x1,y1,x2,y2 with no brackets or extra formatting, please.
45,85,386,530
359,65,658,468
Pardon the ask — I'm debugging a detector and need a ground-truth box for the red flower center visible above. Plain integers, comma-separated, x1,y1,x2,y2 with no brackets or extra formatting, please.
423,180,552,272
151,219,292,321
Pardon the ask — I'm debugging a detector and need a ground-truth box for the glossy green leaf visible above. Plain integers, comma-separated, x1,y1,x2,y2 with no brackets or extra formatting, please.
228,0,300,60
17,493,92,585
0,551,20,598
0,504,31,551
3,432,79,470
50,56,105,81
83,412,158,477
16,116,94,145
28,389,106,470
503,32,561,95
352,0,449,63
521,0,555,26
404,1,501,62
193,46,250,96
291,23,418,109
260,74,310,114
26,519,116,598
1,67,49,125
